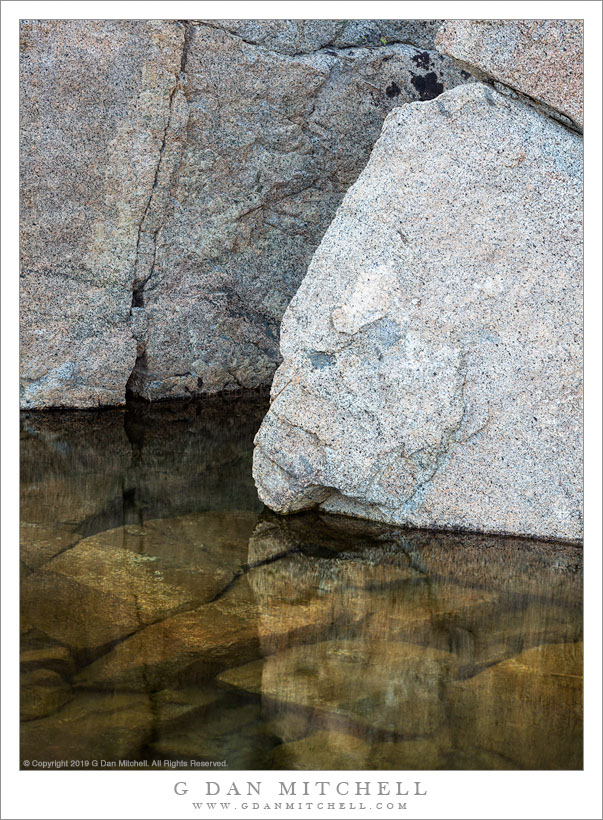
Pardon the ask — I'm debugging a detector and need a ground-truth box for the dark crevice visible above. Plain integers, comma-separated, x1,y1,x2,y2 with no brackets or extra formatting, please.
194,20,440,59
127,22,193,398
447,58,582,134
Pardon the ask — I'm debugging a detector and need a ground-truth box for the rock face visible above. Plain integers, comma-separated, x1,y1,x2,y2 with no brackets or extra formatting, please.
20,19,471,408
253,82,583,542
208,19,445,53
436,20,583,129
20,20,185,408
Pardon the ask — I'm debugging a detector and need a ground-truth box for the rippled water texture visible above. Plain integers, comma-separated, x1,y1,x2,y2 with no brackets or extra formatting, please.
20,394,583,770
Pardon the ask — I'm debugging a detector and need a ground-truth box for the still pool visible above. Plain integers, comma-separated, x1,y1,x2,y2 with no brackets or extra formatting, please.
20,393,583,770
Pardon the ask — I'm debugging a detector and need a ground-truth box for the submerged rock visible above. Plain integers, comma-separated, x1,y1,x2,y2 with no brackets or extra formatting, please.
271,730,372,770
73,578,262,690
253,82,582,542
149,702,277,768
20,693,154,763
271,729,452,770
450,641,583,769
20,668,73,722
21,572,144,651
39,512,256,622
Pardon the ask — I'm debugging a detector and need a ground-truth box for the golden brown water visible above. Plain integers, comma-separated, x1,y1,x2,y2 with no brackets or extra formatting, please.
20,394,583,770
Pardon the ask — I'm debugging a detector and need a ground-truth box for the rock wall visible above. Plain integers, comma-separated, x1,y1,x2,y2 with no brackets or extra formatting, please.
253,21,583,542
20,19,471,408
20,20,184,408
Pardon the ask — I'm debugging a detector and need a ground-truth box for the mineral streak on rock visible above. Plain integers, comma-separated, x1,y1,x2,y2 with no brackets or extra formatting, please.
19,19,472,407
436,19,583,129
253,83,583,542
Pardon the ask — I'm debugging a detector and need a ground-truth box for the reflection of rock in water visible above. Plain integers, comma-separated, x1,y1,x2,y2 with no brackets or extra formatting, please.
20,393,268,570
223,512,583,769
20,419,582,769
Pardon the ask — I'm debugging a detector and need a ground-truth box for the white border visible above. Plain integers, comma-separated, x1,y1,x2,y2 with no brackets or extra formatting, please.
2,2,601,819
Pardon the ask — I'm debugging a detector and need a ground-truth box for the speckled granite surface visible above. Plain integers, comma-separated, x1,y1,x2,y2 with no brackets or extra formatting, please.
436,20,583,129
20,19,472,407
253,83,583,542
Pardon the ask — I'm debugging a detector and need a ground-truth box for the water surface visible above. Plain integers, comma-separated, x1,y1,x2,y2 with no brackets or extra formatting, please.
20,394,583,770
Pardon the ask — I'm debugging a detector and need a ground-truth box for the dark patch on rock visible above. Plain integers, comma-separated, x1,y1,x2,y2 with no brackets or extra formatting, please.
308,351,335,369
411,50,432,70
461,70,471,79
374,318,402,348
410,72,444,101
385,82,401,98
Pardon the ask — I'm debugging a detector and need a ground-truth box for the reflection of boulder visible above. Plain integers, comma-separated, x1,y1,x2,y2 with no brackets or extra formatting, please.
217,512,583,768
123,395,267,519
20,395,267,571
219,640,457,737
246,513,582,667
247,514,432,655
399,528,583,603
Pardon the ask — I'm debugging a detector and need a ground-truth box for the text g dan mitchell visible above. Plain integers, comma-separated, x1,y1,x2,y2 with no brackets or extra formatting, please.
174,780,428,798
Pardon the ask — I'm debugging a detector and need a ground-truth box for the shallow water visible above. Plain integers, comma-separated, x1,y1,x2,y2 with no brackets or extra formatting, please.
20,393,583,770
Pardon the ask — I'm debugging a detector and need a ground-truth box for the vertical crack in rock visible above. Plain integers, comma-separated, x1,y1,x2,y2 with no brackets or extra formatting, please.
127,22,192,397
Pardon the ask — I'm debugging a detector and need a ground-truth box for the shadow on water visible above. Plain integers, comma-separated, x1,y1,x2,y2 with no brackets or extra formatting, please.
20,393,583,770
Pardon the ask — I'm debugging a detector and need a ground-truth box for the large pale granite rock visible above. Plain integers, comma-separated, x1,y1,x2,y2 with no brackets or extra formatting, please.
128,23,473,400
20,19,471,407
253,82,583,542
436,20,583,129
